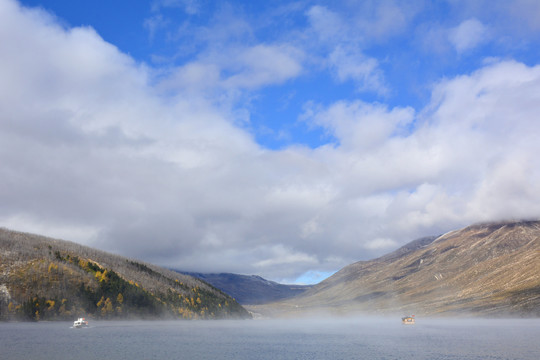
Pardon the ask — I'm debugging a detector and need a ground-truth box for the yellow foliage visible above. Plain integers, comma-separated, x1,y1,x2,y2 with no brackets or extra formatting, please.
48,263,58,273
46,300,55,311
95,270,108,282
117,293,124,305
100,297,113,316
181,309,194,319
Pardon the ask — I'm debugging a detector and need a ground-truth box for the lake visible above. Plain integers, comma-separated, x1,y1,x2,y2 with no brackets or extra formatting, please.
1,317,538,359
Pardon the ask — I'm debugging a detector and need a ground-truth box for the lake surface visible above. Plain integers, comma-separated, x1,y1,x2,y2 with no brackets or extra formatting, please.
1,317,538,359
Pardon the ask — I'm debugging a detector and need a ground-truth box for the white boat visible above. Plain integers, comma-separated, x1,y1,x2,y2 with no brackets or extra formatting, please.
73,317,89,328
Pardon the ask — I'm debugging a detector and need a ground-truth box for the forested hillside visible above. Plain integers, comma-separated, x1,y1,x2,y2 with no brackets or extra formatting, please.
0,229,250,321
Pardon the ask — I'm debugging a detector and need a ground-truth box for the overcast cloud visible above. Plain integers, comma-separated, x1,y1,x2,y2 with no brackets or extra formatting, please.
2,0,540,283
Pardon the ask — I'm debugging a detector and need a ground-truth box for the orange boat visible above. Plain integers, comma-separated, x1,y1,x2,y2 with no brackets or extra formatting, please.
401,315,415,325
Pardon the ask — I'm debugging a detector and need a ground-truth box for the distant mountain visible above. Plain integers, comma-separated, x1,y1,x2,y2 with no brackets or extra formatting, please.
257,220,540,317
178,272,312,305
0,229,250,321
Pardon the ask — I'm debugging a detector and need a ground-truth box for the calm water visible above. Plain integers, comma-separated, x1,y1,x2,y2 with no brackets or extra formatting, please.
1,317,539,359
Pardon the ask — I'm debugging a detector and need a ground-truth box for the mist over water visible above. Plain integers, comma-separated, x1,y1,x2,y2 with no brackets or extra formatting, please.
1,317,538,360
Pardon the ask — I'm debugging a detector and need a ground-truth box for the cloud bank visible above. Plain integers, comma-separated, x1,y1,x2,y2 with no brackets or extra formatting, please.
2,0,540,283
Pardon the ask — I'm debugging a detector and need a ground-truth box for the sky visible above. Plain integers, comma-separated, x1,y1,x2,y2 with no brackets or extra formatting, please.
1,0,540,284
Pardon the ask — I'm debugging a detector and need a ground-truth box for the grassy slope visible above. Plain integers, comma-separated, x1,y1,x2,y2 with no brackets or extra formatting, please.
260,221,540,317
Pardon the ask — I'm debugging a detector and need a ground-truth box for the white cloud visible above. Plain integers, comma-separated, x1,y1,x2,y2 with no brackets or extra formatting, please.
144,14,168,41
254,244,318,268
2,0,540,283
0,214,100,244
364,238,398,250
307,2,417,45
222,44,304,89
158,62,221,94
328,46,387,94
306,100,414,151
349,0,413,41
306,5,344,43
158,44,303,96
448,18,489,53
468,155,540,221
306,5,389,94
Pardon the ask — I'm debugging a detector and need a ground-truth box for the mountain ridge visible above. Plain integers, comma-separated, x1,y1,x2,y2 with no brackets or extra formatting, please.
251,220,540,317
178,271,312,305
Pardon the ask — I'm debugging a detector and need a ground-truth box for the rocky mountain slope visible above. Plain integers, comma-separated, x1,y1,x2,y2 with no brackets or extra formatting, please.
260,220,540,317
0,229,250,321
179,272,312,305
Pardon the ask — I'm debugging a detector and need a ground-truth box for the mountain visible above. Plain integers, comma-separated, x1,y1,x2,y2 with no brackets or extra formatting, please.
0,229,250,321
256,220,540,317
179,272,312,305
